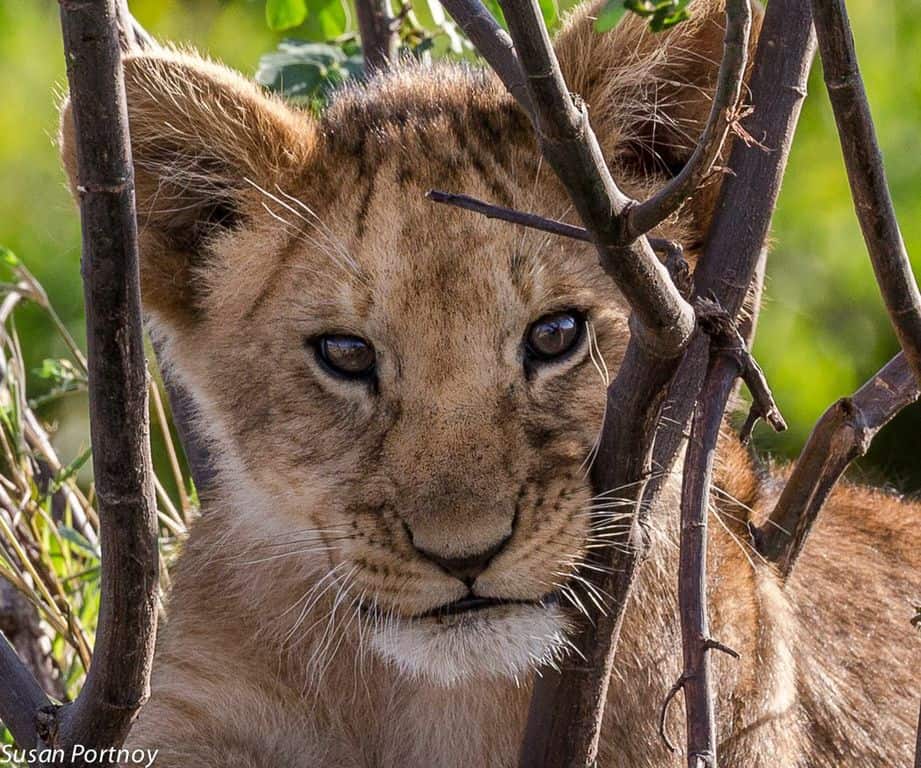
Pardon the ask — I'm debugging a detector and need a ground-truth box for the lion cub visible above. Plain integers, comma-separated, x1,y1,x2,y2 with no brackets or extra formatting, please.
60,0,919,765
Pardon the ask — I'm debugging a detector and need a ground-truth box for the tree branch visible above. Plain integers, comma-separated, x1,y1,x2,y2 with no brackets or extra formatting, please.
677,349,734,768
113,0,153,51
643,0,816,511
623,0,753,240
915,701,921,768
54,0,159,758
0,631,53,750
810,0,921,386
754,352,919,577
356,0,398,73
438,0,533,114
425,189,681,256
497,0,695,358
670,300,771,768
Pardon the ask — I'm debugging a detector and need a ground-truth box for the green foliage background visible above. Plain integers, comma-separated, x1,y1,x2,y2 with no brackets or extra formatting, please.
0,0,919,491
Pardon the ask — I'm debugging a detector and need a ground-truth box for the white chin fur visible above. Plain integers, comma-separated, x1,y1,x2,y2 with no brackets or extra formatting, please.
369,604,571,687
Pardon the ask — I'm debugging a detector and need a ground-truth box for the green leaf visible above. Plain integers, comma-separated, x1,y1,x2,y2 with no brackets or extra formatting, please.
538,0,560,31
0,246,18,268
594,1,627,32
51,446,92,494
257,39,363,109
58,525,100,561
265,0,308,31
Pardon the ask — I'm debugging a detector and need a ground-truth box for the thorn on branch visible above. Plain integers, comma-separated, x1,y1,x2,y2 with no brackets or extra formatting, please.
658,673,688,754
695,297,787,442
703,638,741,659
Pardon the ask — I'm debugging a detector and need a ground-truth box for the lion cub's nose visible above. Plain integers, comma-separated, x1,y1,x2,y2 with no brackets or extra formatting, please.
417,536,510,585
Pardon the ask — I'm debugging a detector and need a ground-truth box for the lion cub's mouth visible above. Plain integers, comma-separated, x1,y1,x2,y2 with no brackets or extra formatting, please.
417,595,537,619
414,592,558,620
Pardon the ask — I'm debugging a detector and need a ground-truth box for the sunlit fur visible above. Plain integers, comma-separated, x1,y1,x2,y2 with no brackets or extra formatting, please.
59,1,920,765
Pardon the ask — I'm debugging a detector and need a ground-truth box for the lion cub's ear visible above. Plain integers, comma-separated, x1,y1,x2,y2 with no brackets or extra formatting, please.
59,50,315,331
554,0,761,230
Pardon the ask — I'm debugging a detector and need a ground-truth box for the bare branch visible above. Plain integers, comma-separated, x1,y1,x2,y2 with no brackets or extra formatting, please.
425,189,682,257
427,189,592,242
623,0,753,240
754,352,919,577
811,0,921,386
674,302,763,768
521,337,682,768
696,298,787,443
496,0,695,357
55,0,159,755
356,0,398,73
643,0,816,510
437,0,533,114
0,631,53,750
113,0,153,51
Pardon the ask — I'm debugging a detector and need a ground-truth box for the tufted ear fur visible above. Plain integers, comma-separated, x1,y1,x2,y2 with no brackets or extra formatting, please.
554,0,762,235
60,50,316,331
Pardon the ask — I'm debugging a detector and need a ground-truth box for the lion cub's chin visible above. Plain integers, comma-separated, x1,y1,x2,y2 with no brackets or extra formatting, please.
369,603,572,687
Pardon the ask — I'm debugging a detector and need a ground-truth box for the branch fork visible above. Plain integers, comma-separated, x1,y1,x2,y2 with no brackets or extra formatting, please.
695,297,787,443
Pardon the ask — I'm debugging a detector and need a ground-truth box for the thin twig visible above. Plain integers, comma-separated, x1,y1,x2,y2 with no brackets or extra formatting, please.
811,0,921,387
426,189,682,256
496,0,695,358
754,352,919,577
55,0,159,757
914,701,921,768
623,0,753,240
695,299,786,442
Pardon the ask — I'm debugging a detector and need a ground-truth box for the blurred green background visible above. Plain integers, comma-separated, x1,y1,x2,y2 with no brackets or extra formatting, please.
0,0,918,493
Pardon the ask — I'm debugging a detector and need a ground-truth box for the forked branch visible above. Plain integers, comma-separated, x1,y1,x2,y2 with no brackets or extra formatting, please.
496,0,696,357
811,0,921,386
623,0,752,240
643,0,816,510
754,352,919,577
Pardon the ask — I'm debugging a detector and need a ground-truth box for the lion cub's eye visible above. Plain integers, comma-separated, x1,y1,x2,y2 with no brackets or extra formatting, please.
525,310,584,361
316,335,376,379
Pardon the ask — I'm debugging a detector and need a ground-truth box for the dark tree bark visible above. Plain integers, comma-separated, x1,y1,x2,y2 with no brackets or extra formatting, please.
356,0,398,73
50,0,158,760
810,0,921,387
643,0,817,512
755,352,919,575
675,350,735,768
0,583,55,750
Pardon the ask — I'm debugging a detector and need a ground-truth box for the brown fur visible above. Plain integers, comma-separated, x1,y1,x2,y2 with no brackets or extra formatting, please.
59,1,920,765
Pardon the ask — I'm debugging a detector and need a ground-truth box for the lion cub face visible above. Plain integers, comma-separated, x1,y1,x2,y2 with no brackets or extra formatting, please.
61,5,724,685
